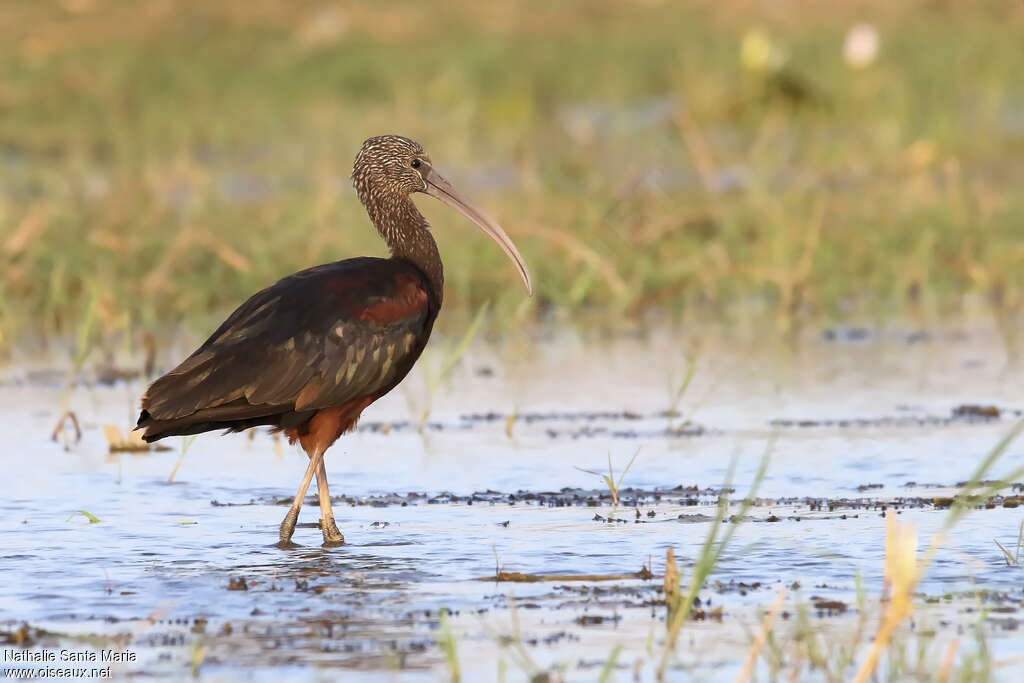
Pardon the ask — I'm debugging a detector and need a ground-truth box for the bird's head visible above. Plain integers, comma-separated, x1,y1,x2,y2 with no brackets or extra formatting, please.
352,135,431,198
352,134,531,295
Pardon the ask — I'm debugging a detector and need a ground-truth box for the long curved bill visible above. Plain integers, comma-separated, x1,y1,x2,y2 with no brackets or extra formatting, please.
421,166,532,295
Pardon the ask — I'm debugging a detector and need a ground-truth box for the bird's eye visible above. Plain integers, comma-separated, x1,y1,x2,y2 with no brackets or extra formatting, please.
411,159,421,169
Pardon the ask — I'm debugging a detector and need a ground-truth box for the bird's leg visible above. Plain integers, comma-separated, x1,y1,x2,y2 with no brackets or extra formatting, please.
311,455,344,547
278,447,324,547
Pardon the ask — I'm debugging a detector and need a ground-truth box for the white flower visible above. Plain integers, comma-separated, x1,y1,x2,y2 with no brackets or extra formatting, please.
844,23,880,68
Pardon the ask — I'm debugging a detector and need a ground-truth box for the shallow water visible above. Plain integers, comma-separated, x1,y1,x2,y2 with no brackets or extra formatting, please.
2,325,1024,680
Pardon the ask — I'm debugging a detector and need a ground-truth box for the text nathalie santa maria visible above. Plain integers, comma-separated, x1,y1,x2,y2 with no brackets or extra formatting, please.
3,649,136,663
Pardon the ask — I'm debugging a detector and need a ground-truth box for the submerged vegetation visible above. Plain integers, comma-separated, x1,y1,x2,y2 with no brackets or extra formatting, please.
0,0,1023,351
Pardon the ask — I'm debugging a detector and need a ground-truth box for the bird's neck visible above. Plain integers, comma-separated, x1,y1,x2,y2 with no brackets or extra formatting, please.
368,196,444,304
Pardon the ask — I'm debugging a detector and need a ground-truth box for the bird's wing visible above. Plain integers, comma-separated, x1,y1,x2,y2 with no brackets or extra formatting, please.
140,257,435,422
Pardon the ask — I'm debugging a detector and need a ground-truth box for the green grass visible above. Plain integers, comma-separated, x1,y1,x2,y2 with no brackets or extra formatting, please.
1,0,1023,350
66,509,100,524
994,519,1024,566
641,423,1023,680
438,608,460,683
429,424,1024,680
575,447,642,518
658,444,771,679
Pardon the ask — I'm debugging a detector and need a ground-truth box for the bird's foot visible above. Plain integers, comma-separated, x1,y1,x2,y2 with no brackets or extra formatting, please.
278,506,300,546
319,517,345,547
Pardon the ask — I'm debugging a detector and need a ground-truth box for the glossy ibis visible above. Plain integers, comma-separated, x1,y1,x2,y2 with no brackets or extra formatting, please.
136,135,531,547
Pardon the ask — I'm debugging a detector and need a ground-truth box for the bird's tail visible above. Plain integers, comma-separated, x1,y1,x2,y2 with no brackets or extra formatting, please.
134,402,291,442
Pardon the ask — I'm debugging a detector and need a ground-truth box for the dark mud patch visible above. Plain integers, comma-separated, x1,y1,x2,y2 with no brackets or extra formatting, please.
354,404,1022,440
770,404,1021,430
212,484,734,509
210,484,1024,516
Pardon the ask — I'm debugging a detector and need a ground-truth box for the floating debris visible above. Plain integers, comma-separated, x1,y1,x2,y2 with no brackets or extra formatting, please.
479,566,654,583
952,404,1001,421
50,410,82,448
104,424,171,453
812,598,849,615
2,623,50,647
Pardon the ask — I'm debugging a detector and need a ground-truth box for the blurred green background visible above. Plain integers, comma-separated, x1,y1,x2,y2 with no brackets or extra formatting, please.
1,0,1023,350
